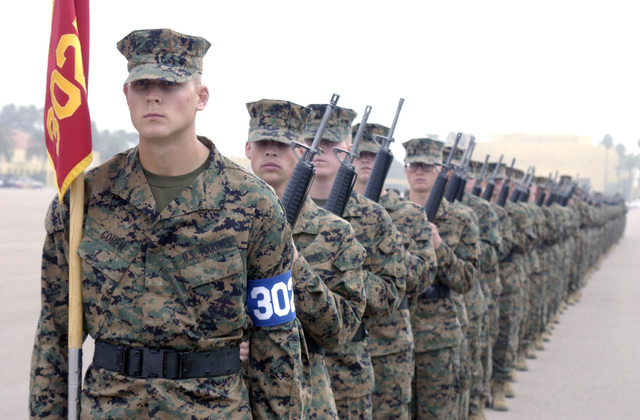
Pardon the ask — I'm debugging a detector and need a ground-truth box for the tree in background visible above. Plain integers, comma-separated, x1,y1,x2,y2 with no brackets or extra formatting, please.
600,134,613,191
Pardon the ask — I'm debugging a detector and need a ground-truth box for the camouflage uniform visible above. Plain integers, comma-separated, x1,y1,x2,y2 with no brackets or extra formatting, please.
460,191,501,416
307,106,407,419
354,124,438,420
292,196,368,419
246,99,368,419
486,163,524,385
30,31,309,419
404,138,479,420
30,137,307,419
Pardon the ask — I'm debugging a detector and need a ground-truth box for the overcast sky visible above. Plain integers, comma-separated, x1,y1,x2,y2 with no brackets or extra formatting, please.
2,0,639,159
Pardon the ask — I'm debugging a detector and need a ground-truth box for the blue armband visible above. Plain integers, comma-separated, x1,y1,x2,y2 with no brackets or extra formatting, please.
247,270,296,327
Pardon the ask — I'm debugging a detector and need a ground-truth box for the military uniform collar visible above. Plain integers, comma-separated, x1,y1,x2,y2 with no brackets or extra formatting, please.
111,136,227,221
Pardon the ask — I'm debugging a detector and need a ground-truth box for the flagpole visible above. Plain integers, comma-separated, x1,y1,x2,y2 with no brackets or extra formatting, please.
68,173,84,420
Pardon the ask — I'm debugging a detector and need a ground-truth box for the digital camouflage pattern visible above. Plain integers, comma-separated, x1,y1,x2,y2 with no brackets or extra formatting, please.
247,100,314,145
371,189,438,419
117,29,211,85
351,123,389,154
323,190,406,415
411,197,480,419
461,192,502,415
305,104,357,143
29,138,308,419
291,196,367,419
402,138,444,165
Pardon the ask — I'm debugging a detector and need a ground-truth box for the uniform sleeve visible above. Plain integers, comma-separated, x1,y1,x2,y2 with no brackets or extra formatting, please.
477,204,501,273
435,212,479,295
361,211,407,319
246,197,308,419
398,211,437,297
30,198,72,419
291,226,366,348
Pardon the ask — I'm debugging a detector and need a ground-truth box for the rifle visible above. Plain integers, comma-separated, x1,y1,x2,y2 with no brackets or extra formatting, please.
481,154,503,201
520,167,535,202
281,93,339,227
535,172,553,206
424,132,461,222
496,158,515,206
545,171,560,206
444,136,473,203
363,98,404,202
455,137,476,201
510,167,529,202
471,154,490,197
324,105,372,216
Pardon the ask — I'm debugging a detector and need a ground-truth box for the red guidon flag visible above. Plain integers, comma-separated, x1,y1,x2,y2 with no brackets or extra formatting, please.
44,0,93,200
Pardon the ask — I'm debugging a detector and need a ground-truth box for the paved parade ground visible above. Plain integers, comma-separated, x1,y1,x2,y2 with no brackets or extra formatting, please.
1,188,638,419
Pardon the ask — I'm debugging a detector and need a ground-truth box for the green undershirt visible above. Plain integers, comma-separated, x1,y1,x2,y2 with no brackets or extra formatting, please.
143,157,210,211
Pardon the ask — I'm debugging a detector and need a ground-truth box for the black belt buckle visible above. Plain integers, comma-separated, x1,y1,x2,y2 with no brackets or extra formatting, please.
140,348,169,379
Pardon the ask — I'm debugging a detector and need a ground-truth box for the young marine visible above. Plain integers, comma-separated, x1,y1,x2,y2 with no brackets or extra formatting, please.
305,104,407,419
30,29,306,419
403,138,479,420
351,123,439,419
244,99,367,419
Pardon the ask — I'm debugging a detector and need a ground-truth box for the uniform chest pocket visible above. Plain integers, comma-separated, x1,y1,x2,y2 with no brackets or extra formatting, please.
176,245,246,336
77,234,138,317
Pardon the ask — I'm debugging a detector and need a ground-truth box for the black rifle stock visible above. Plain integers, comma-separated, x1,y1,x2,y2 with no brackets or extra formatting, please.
424,133,461,222
510,167,529,202
481,154,503,201
324,105,372,216
471,154,490,197
497,158,515,206
281,93,339,227
363,98,404,202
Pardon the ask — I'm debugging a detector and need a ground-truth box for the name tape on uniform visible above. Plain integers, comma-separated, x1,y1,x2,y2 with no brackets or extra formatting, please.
247,270,296,327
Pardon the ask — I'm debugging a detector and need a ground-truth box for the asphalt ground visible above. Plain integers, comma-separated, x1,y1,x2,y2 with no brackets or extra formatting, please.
486,206,640,420
1,188,638,419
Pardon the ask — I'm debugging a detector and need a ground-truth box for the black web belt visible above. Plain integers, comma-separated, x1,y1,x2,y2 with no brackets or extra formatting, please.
420,284,451,300
93,340,241,380
351,323,368,342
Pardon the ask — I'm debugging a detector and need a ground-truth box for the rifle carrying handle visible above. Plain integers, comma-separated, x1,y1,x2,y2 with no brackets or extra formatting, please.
281,162,315,227
325,164,356,217
364,149,393,202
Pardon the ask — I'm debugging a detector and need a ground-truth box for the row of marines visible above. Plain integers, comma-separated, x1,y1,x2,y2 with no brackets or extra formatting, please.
241,99,627,420
29,28,627,419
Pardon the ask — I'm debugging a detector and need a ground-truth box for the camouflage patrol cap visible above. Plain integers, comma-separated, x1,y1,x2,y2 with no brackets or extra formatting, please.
468,159,482,178
305,105,357,143
560,174,572,183
117,28,211,85
486,161,507,179
442,146,465,167
512,167,525,181
402,138,443,165
246,99,314,144
351,123,389,154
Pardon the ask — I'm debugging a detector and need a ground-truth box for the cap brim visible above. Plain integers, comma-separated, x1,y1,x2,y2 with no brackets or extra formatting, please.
123,64,196,85
249,127,298,144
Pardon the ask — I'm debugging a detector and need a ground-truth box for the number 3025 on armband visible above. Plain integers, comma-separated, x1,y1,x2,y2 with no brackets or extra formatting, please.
246,271,296,327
